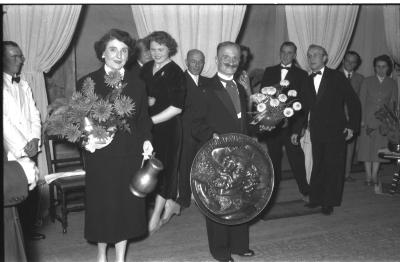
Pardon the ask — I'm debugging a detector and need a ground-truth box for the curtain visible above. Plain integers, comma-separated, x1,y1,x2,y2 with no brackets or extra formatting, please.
3,5,82,180
285,5,359,71
383,5,400,64
131,5,246,77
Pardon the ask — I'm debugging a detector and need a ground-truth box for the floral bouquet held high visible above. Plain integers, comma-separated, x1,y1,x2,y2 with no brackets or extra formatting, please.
44,71,135,152
249,80,302,132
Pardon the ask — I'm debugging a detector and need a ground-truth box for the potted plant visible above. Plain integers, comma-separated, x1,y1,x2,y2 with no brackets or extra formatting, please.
375,102,400,153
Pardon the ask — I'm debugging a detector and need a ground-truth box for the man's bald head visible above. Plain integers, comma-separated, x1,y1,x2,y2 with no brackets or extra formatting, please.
186,49,205,76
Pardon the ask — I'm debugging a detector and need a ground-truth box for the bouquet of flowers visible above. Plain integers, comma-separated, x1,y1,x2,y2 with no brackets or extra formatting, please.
375,102,400,146
249,80,301,131
44,71,135,146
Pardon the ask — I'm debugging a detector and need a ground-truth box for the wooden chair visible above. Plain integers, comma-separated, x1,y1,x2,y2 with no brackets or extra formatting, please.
43,134,86,233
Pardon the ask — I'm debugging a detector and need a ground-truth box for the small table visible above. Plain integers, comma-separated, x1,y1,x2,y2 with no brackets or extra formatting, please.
378,148,400,195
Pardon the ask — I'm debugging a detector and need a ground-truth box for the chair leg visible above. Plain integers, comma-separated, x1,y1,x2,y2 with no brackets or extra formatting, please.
61,191,68,234
49,184,56,223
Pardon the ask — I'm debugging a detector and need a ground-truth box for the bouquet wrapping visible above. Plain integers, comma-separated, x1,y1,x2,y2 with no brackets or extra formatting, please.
249,80,302,131
375,102,400,144
44,71,135,148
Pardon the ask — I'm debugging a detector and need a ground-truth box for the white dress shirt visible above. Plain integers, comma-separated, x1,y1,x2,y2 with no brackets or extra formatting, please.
3,73,41,160
343,68,352,79
217,72,241,119
188,71,199,86
280,63,292,81
313,67,325,94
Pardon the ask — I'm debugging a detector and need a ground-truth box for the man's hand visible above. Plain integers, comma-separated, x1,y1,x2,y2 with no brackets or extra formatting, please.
291,134,299,146
148,96,156,107
24,138,39,158
238,71,251,95
344,128,353,141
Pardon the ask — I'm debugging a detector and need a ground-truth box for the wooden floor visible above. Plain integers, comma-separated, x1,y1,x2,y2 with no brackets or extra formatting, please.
27,165,400,262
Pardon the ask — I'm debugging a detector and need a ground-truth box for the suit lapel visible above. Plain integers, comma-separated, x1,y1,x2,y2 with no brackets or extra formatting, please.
316,69,329,103
210,75,238,121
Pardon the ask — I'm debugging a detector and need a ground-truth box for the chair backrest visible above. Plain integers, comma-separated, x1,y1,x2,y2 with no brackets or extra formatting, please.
43,134,86,174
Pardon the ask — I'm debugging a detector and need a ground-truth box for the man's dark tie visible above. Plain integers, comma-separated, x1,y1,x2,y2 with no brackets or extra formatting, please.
219,78,241,114
347,73,352,80
280,66,290,70
12,75,21,84
310,71,322,78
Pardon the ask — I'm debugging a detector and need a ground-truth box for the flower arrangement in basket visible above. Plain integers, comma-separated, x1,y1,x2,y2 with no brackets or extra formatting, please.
375,102,400,152
44,71,135,146
249,80,302,131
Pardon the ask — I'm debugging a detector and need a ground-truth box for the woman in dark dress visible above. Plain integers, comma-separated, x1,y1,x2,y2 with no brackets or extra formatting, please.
79,29,153,262
141,31,185,234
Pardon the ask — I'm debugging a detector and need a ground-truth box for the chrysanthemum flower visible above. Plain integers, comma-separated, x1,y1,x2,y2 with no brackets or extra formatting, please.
257,103,267,112
270,99,280,107
82,77,95,94
278,94,288,103
292,101,302,111
92,100,113,122
261,86,276,95
288,90,297,97
114,95,135,116
250,93,266,103
280,80,290,87
105,71,124,89
63,123,82,143
90,125,108,141
283,107,294,117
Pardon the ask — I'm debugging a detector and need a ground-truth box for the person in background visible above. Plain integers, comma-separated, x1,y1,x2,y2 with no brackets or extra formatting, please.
4,154,39,262
141,31,186,233
235,45,253,110
357,54,398,194
80,29,153,262
192,41,255,262
259,41,309,211
292,44,361,215
134,38,152,68
339,51,364,182
176,49,208,209
3,40,45,242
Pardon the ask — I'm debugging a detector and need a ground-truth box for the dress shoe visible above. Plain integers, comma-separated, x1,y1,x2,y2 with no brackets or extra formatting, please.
304,203,319,208
345,176,356,182
321,206,333,215
234,249,255,257
29,232,46,240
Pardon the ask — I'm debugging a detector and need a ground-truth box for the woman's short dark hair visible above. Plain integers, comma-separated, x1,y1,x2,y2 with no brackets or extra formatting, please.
373,54,393,76
145,31,178,57
94,29,136,63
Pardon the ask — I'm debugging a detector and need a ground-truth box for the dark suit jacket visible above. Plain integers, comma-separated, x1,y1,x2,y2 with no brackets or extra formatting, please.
261,64,307,129
338,68,364,95
192,74,249,143
294,67,361,142
4,160,28,262
181,70,208,140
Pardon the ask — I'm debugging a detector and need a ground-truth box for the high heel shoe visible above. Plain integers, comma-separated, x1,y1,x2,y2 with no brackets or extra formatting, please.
148,216,162,235
160,200,181,226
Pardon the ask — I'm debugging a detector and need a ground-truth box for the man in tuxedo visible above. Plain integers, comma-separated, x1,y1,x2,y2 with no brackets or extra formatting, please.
339,51,364,182
176,49,208,209
3,41,45,240
259,41,309,210
292,44,361,215
192,42,254,262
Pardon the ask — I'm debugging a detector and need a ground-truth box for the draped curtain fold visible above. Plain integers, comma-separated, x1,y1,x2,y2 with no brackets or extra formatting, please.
131,5,246,77
3,5,82,178
382,5,400,64
285,5,359,71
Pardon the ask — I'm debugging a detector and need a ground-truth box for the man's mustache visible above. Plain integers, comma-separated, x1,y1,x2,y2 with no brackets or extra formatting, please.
222,63,239,69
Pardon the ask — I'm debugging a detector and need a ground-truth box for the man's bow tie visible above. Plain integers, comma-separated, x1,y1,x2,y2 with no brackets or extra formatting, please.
12,76,21,84
280,66,290,70
311,71,322,78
